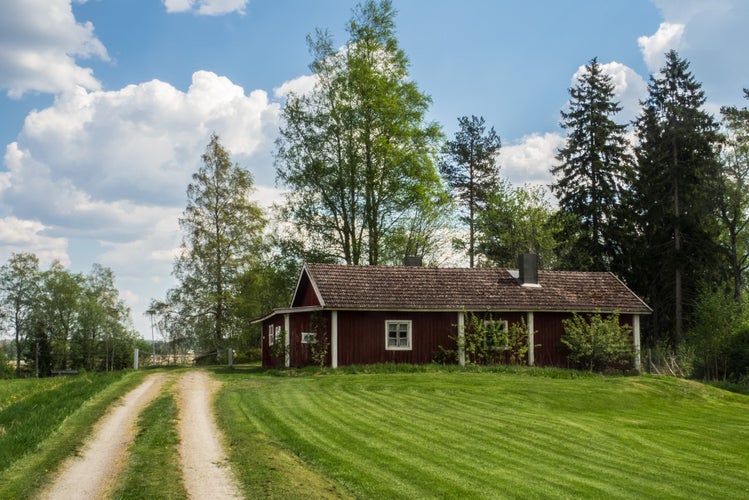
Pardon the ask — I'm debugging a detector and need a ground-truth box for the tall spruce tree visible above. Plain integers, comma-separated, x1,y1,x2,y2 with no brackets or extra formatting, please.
632,50,722,345
551,57,632,272
439,115,501,267
275,0,444,265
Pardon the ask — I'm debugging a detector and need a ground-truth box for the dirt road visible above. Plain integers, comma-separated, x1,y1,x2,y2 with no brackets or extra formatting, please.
178,370,242,499
39,370,241,499
39,373,168,500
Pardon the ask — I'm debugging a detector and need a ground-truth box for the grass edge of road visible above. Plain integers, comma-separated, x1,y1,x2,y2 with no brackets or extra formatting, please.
0,370,149,499
111,375,188,500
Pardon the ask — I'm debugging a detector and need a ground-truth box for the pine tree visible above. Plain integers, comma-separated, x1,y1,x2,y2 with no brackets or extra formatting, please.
551,57,632,272
439,115,501,267
632,50,722,345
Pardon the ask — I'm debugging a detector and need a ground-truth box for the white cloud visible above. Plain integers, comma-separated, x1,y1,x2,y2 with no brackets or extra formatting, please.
0,71,281,333
0,216,69,266
163,0,249,15
3,72,280,228
273,74,318,99
638,22,685,72
501,133,565,189
0,0,108,97
647,0,749,107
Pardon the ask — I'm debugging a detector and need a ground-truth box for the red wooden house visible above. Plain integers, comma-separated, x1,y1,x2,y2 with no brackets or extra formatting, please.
253,255,651,370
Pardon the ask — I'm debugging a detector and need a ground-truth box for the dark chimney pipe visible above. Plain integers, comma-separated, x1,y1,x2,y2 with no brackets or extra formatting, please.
403,256,423,267
518,254,538,285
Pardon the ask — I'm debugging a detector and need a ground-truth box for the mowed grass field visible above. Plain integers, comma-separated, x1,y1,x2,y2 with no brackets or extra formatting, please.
214,366,749,499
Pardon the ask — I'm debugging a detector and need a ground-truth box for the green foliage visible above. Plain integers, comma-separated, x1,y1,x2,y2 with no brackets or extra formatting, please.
269,329,288,369
478,183,559,268
460,312,530,366
0,349,13,379
688,286,749,382
718,89,749,301
0,253,40,377
561,311,633,372
0,254,137,376
631,51,723,344
308,312,329,368
172,133,267,354
440,115,501,267
275,0,445,265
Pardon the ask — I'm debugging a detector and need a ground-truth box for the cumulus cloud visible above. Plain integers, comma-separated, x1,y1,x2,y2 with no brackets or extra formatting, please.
647,0,749,107
164,0,249,15
571,61,648,123
0,0,108,97
3,71,280,230
273,74,318,99
501,133,565,189
0,216,69,266
638,22,686,72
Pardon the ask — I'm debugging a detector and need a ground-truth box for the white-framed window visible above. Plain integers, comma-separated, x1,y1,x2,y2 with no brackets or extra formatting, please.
301,332,317,344
386,320,412,350
268,325,282,346
484,319,509,351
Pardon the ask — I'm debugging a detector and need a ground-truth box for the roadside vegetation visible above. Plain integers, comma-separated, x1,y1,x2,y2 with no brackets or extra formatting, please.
0,370,147,498
213,364,749,499
112,376,187,500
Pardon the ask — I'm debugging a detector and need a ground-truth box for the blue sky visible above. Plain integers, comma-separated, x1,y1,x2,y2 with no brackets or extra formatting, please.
0,0,747,337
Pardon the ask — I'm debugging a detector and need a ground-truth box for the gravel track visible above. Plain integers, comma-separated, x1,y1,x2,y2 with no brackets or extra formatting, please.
39,373,168,500
39,370,241,499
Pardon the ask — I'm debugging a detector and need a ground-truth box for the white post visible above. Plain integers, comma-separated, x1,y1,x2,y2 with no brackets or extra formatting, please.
227,348,233,367
527,312,535,367
284,313,291,368
633,314,641,374
458,312,466,367
331,311,338,368
134,348,139,370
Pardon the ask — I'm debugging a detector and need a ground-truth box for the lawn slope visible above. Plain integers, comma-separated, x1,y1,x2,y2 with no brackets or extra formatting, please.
215,367,749,499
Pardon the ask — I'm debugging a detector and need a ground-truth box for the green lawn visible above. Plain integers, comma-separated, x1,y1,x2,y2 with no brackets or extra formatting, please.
215,366,749,499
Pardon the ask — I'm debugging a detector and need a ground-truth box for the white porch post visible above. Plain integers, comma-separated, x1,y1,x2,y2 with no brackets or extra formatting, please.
284,313,290,368
331,310,338,368
527,312,535,367
633,314,641,374
458,312,466,367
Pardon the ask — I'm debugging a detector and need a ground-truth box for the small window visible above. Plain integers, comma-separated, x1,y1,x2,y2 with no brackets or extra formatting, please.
269,325,281,346
268,324,275,346
301,332,317,344
386,320,412,350
484,320,509,351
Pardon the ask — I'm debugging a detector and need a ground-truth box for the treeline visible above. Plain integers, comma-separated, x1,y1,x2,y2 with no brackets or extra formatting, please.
146,1,746,383
0,254,141,377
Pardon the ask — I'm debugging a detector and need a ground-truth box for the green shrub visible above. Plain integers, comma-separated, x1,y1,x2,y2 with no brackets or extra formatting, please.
0,351,14,379
561,311,632,372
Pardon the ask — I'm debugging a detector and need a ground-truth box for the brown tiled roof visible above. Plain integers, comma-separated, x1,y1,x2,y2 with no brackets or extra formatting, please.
302,263,651,314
